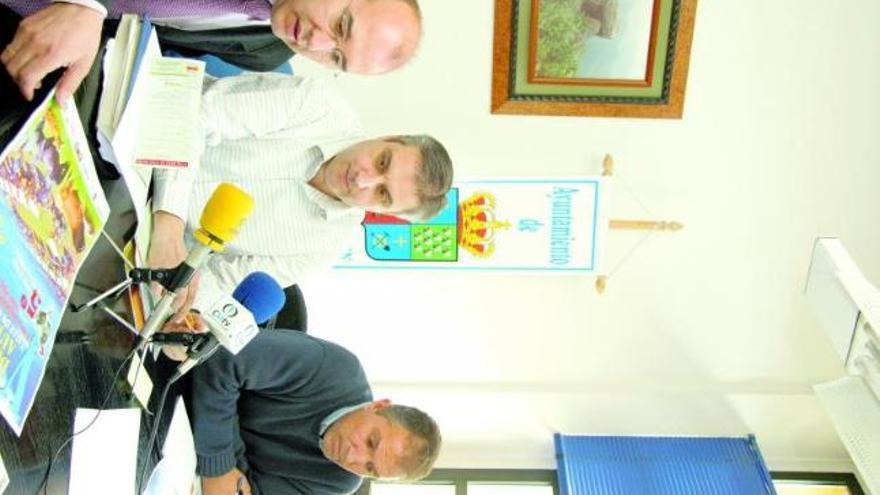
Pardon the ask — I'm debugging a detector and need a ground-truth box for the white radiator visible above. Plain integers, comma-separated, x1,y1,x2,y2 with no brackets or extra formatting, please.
814,376,880,495
806,238,880,494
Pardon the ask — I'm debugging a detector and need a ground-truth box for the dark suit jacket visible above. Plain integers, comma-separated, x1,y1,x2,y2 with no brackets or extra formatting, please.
155,24,295,72
91,0,295,71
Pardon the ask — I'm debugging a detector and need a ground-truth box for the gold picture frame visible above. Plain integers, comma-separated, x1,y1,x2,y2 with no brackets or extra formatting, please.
491,0,698,118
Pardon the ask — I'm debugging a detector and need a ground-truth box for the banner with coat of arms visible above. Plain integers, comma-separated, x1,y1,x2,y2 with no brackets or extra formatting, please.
336,177,609,272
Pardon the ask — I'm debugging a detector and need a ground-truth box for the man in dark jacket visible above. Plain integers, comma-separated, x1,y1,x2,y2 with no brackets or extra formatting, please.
190,329,442,495
0,0,421,101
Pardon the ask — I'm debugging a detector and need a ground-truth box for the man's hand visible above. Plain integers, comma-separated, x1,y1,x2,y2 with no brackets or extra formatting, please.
0,3,104,102
149,211,200,322
159,313,206,362
202,467,252,495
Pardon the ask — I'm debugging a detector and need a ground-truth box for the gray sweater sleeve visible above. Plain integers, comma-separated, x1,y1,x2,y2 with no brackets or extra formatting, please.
190,331,327,476
249,470,311,495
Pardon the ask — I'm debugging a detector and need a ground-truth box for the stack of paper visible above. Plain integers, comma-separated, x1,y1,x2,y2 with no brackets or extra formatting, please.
68,408,141,495
96,15,146,134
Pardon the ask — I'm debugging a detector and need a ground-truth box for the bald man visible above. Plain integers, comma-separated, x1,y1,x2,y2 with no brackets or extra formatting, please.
0,0,421,114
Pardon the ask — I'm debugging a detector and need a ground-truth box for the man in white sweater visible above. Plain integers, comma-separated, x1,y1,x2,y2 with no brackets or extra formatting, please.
148,73,453,318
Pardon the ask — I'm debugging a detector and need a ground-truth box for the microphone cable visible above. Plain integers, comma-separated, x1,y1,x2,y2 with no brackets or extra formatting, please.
32,343,141,495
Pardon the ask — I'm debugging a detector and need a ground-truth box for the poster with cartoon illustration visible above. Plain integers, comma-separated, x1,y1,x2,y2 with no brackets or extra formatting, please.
0,91,110,435
336,177,608,272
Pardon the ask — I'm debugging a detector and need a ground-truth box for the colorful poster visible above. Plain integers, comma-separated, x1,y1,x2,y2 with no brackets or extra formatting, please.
0,91,110,435
336,177,608,272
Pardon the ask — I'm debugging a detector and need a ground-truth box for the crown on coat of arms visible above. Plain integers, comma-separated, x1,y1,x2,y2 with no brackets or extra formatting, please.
457,191,510,258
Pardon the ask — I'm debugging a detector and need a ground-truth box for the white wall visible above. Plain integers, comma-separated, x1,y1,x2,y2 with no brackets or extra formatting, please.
293,0,880,472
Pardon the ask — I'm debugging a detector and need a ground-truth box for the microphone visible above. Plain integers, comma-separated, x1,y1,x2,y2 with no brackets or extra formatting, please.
173,272,285,378
140,183,254,344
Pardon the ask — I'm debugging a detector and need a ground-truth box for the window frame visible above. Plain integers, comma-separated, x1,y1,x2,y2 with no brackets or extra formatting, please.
368,469,559,495
368,469,863,495
771,472,865,495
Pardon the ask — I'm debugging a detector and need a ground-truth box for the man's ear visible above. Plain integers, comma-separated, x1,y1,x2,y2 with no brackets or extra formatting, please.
367,398,392,413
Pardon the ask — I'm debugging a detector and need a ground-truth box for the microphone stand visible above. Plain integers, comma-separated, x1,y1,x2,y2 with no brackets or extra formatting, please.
138,334,218,493
69,266,180,312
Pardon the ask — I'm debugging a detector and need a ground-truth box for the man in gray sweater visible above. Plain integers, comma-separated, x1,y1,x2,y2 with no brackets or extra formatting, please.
190,329,441,495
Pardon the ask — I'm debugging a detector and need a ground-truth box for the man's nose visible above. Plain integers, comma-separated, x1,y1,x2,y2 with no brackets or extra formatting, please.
344,445,368,470
355,172,382,190
307,27,337,51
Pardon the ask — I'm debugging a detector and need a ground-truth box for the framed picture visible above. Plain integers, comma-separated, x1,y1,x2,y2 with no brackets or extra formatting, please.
491,0,698,118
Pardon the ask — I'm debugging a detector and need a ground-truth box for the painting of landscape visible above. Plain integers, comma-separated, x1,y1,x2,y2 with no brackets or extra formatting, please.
534,0,656,82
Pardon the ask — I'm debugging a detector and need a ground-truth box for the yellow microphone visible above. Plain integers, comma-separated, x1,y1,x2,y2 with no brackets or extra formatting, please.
139,183,254,342
193,183,254,251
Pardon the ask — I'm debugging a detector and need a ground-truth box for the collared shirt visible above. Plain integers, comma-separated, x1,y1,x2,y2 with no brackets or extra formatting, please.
152,74,364,308
319,402,371,438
